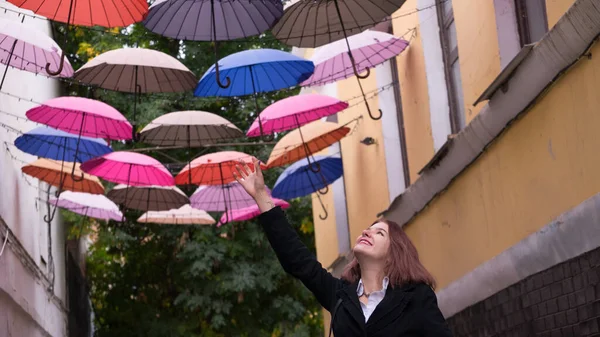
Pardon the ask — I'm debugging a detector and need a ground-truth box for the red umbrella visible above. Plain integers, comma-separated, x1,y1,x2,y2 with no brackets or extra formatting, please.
175,151,262,186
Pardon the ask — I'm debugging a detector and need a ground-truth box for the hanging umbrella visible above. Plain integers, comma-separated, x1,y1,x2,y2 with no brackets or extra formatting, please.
139,110,243,147
218,198,289,226
26,96,130,180
142,0,283,89
194,49,314,138
15,126,112,163
272,155,343,220
175,151,261,186
190,182,270,211
107,184,189,212
0,17,73,91
176,151,262,224
266,120,350,169
49,191,123,222
73,47,197,139
272,0,405,48
22,158,104,194
137,204,215,225
246,94,348,137
25,96,132,140
8,0,148,76
81,151,174,187
272,0,407,121
301,30,409,87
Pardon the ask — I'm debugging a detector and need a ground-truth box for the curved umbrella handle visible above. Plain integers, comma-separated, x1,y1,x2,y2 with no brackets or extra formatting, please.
366,103,383,121
70,164,85,182
46,52,65,76
210,0,230,89
348,52,370,79
318,185,329,195
316,193,328,220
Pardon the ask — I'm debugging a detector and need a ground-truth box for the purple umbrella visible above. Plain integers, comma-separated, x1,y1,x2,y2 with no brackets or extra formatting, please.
142,0,283,89
0,17,74,90
190,182,269,211
49,190,124,222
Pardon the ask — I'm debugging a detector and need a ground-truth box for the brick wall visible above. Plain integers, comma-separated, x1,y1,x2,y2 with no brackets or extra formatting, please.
446,247,600,336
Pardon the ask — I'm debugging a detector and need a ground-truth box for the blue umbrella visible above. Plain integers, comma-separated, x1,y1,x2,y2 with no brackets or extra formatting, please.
272,155,343,220
15,126,112,163
195,48,314,97
195,48,314,139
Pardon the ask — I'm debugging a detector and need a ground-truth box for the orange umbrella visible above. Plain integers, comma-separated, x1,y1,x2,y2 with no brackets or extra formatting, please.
22,158,104,195
175,151,263,186
266,121,350,169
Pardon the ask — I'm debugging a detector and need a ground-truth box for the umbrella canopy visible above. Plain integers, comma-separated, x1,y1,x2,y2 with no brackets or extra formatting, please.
137,204,215,225
7,0,148,27
15,126,112,163
81,151,174,186
25,96,132,140
21,158,104,194
272,0,407,48
194,48,314,97
302,30,409,86
266,120,350,168
0,18,73,78
272,156,343,199
175,151,260,186
247,94,348,137
218,198,289,225
73,48,197,93
143,0,283,41
49,190,123,222
107,184,189,212
190,182,269,211
139,110,243,147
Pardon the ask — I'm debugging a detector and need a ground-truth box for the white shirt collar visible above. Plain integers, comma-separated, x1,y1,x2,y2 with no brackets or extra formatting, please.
356,276,389,296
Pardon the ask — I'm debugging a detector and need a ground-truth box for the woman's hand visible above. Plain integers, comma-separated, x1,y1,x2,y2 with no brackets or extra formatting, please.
233,158,265,198
234,159,275,212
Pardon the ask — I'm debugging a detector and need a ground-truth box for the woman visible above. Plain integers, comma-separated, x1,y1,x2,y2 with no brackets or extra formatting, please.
234,159,453,337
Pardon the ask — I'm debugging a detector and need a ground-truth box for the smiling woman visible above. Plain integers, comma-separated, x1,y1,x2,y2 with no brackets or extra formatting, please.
234,159,453,337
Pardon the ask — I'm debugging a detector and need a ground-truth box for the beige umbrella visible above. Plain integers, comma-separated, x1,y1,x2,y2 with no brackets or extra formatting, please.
107,184,189,212
73,48,197,93
266,120,350,169
73,48,198,139
139,110,243,147
137,204,216,225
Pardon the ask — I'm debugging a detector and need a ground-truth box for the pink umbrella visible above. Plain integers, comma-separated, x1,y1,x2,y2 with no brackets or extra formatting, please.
26,96,132,140
49,190,123,222
0,17,73,91
301,30,409,87
218,198,289,226
246,94,349,137
81,151,174,186
190,183,271,211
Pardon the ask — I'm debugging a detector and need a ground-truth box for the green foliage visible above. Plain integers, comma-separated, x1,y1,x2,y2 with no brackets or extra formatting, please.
57,14,322,337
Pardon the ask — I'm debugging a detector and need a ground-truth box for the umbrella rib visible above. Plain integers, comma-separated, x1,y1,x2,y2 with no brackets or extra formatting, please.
220,0,231,40
273,0,304,44
174,0,194,39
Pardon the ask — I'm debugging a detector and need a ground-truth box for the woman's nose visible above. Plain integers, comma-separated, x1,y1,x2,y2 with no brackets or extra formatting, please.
362,229,371,237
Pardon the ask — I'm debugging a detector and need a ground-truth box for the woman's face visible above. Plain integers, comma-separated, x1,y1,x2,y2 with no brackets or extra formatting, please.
353,222,390,262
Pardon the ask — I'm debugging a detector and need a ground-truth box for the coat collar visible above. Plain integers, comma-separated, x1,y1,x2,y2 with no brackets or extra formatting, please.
336,281,416,333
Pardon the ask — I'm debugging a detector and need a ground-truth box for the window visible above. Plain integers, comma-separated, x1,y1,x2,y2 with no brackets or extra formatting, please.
436,0,465,132
515,0,548,46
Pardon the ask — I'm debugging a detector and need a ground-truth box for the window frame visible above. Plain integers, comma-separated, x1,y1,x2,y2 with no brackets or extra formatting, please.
436,0,463,133
514,0,549,46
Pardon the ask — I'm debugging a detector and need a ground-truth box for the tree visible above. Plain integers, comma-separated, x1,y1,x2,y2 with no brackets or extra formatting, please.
56,16,323,337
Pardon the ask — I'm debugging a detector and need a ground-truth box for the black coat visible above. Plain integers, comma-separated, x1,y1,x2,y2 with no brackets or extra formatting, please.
258,207,453,337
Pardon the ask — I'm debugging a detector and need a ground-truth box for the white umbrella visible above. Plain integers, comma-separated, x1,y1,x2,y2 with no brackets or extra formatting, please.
137,204,216,225
49,190,123,222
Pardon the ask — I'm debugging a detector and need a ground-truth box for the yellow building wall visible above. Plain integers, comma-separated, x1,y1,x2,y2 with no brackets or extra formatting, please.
546,0,576,27
337,74,391,244
453,0,501,123
404,42,600,289
391,0,434,183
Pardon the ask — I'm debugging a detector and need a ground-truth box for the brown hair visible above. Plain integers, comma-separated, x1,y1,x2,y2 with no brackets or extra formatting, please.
341,219,436,289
